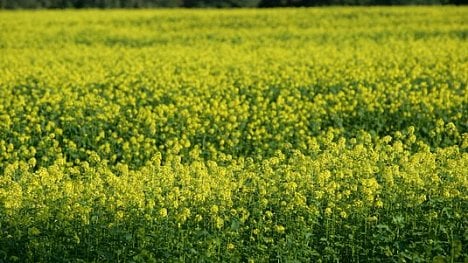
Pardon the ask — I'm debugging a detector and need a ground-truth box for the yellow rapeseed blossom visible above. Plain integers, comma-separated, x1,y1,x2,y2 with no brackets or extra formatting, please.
0,7,466,263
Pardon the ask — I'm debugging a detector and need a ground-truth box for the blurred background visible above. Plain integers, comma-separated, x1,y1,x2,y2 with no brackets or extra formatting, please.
0,0,465,9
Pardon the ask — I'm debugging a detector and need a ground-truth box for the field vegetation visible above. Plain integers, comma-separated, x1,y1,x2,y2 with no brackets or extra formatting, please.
0,7,467,262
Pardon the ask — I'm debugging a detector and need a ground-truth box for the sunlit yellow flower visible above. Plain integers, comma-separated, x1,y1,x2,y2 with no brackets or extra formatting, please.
159,208,168,218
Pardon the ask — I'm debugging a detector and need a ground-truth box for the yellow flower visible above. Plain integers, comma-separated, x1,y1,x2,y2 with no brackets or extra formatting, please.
210,205,219,214
375,200,384,208
275,225,285,234
195,214,203,222
215,216,224,229
340,211,348,219
159,208,168,218
116,211,124,220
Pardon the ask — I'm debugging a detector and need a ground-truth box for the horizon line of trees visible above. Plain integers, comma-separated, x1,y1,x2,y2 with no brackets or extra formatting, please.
0,0,465,9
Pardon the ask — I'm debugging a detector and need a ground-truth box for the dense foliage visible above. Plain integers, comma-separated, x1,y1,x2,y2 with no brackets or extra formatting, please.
0,0,464,9
0,7,467,262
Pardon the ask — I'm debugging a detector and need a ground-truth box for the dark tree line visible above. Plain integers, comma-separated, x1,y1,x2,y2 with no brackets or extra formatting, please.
259,0,465,5
0,0,464,9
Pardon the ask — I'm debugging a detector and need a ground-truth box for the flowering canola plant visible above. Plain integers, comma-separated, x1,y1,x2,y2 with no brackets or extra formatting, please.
0,7,467,262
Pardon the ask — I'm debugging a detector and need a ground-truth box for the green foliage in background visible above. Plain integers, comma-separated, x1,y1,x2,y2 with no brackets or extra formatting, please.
0,7,467,262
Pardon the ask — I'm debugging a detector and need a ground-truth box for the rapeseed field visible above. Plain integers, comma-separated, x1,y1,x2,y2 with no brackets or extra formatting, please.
0,7,467,262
